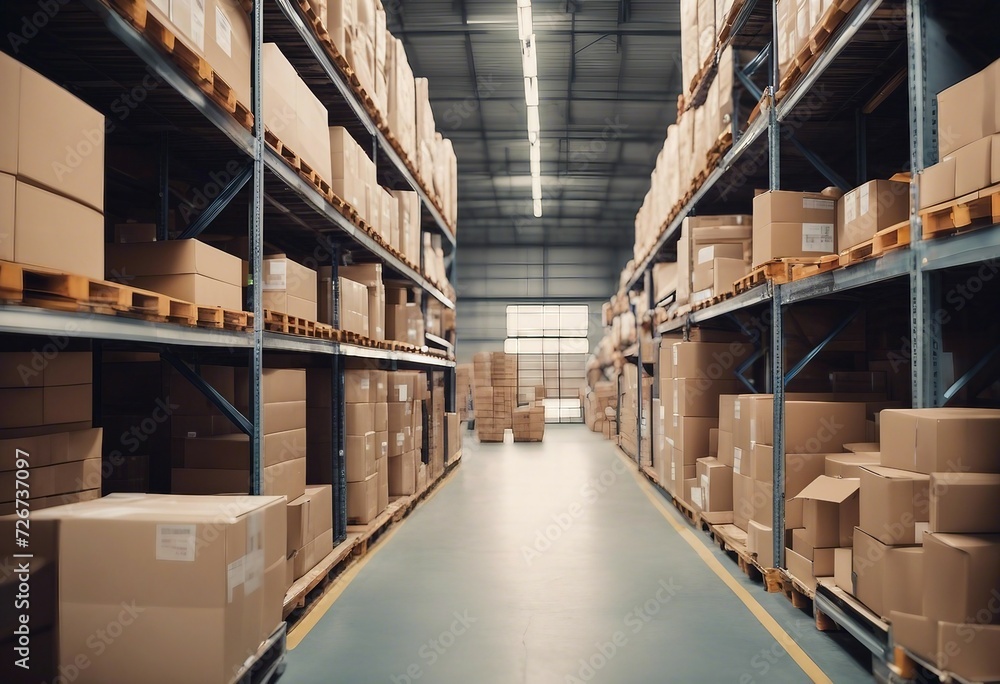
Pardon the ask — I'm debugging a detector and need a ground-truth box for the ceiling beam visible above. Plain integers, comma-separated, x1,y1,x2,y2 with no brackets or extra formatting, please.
391,26,680,37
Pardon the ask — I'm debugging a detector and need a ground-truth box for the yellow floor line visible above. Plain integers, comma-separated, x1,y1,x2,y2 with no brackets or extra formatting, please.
287,466,462,650
621,452,832,684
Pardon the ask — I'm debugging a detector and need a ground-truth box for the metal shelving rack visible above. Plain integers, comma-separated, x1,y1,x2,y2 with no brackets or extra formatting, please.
625,0,999,679
0,0,457,544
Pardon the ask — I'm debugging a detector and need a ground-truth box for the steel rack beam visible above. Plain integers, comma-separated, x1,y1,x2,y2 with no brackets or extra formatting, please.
263,151,455,309
813,587,889,661
162,353,252,435
780,247,912,304
0,306,253,348
784,305,863,385
250,0,265,495
179,165,254,239
774,0,886,121
79,0,256,158
919,227,1000,271
942,343,1000,404
260,333,456,368
770,289,786,570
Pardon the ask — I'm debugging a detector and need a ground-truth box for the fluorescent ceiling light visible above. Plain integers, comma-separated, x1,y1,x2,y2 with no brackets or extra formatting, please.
533,198,543,218
527,106,540,137
532,175,542,198
517,4,533,40
524,77,539,106
521,38,537,78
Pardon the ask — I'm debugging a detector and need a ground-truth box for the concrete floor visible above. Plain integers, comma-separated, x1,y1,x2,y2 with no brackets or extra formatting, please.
283,425,871,684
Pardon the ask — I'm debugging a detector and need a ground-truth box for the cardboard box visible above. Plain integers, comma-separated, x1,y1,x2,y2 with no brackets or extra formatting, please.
880,408,1000,473
106,239,242,284
294,527,334,580
0,173,12,261
795,476,860,548
17,58,105,211
129,274,242,310
11,494,286,684
732,472,753,531
852,527,923,617
672,379,741,417
347,473,379,524
345,370,375,404
825,452,880,479
389,451,417,496
696,457,733,512
935,622,1000,682
666,415,716,459
753,191,837,227
859,466,930,545
837,180,910,251
919,158,957,209
930,473,1000,534
669,342,753,379
753,221,836,265
236,369,306,407
922,532,1000,624
952,135,993,196
346,403,376,435
747,520,774,568
785,547,818,592
286,494,309,554
712,257,748,294
377,455,388,512
834,547,852,593
263,256,318,303
888,611,937,666
346,431,376,482
937,64,994,157
15,182,104,280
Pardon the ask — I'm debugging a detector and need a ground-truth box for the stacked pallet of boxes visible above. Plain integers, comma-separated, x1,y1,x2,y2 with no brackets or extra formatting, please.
512,395,545,443
1,492,287,683
172,369,308,503
660,341,747,504
676,216,752,307
340,264,387,341
263,254,319,320
387,372,423,497
456,364,473,421
920,59,1000,211
583,381,618,438
775,0,847,88
491,352,517,434
335,368,387,524
0,353,102,515
446,411,462,462
423,233,448,287
855,408,1000,683
752,190,838,267
619,363,651,460
428,382,446,478
385,285,425,346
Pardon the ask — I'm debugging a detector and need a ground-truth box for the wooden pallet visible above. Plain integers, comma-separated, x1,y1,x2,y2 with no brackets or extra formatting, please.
691,290,735,312
919,184,1000,238
873,220,911,254
715,0,748,45
264,311,314,336
708,524,784,592
733,256,838,293
776,0,858,100
781,569,815,610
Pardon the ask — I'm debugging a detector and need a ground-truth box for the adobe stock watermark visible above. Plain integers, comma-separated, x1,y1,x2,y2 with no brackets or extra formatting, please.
521,456,630,565
7,0,70,53
566,578,681,683
391,611,477,683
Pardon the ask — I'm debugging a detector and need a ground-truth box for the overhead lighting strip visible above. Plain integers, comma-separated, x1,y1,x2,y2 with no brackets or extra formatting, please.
518,0,542,217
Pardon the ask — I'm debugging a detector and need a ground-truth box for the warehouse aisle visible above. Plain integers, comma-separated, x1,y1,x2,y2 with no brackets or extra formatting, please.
283,426,869,683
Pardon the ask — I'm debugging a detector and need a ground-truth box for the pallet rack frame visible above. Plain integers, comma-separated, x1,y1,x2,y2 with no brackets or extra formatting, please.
616,0,1000,679
0,0,458,547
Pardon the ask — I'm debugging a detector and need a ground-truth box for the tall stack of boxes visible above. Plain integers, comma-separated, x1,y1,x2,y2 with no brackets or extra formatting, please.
472,352,520,443
512,390,545,443
0,352,102,514
921,58,1000,210
388,372,423,497
0,53,105,281
339,276,372,336
344,368,388,524
875,408,1000,683
583,381,618,438
675,216,752,307
172,369,308,504
620,363,652,461
340,264,386,341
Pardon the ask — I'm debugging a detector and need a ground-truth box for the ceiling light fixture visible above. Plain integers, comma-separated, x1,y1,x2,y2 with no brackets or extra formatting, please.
517,0,542,217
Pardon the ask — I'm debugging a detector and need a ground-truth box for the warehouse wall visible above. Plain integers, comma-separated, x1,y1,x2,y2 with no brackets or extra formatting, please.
454,245,631,363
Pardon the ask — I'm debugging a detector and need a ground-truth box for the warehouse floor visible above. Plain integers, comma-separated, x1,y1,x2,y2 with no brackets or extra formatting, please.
282,426,869,683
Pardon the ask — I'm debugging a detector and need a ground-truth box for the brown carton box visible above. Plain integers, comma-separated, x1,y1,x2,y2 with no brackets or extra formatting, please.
936,622,1000,682
106,240,242,284
11,494,286,684
825,452,880,479
888,611,937,666
785,547,818,592
880,408,1000,474
345,432,376,482
345,370,375,404
263,256,318,304
953,135,993,196
858,466,930,545
670,341,753,379
666,415,716,460
294,527,334,580
672,378,741,417
346,403,375,435
287,494,309,554
747,520,774,568
837,180,910,251
930,473,1000,534
919,157,957,209
696,457,733,512
732,472,753,531
389,451,417,496
834,547,852,593
15,182,104,280
753,221,836,266
937,63,995,157
347,474,379,524
922,532,1000,625
304,484,332,541
377,455,388,512
852,527,923,617
0,172,12,261
129,274,242,310
794,475,860,548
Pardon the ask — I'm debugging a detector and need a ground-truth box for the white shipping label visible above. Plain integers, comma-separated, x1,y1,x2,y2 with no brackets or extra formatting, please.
396,433,404,447
227,557,245,603
243,549,265,595
802,223,835,252
673,387,679,408
691,488,703,508
802,197,835,211
381,442,388,458
860,184,871,216
914,522,930,539
398,385,408,402
156,524,197,562
215,6,232,56
264,260,287,290
360,378,370,390
670,462,676,480
700,474,709,489
733,447,742,472
844,193,857,224
672,345,678,366
734,399,741,420
660,406,665,420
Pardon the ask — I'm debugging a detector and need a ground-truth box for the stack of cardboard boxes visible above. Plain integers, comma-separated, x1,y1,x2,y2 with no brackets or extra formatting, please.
339,276,372,336
873,409,1000,683
457,364,473,421
619,364,652,461
0,353,102,515
385,285,425,345
340,264,386,341
343,369,389,525
1,50,105,282
387,372,424,497
921,58,1000,210
423,233,448,287
775,0,842,85
287,484,334,584
172,369,308,504
583,381,618,438
512,390,545,443
752,191,837,266
472,352,518,443
676,215,752,306
263,255,319,320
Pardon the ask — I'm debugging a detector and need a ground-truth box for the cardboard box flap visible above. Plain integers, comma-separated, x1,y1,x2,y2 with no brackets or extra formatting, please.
794,475,860,503
860,465,930,482
844,442,880,453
